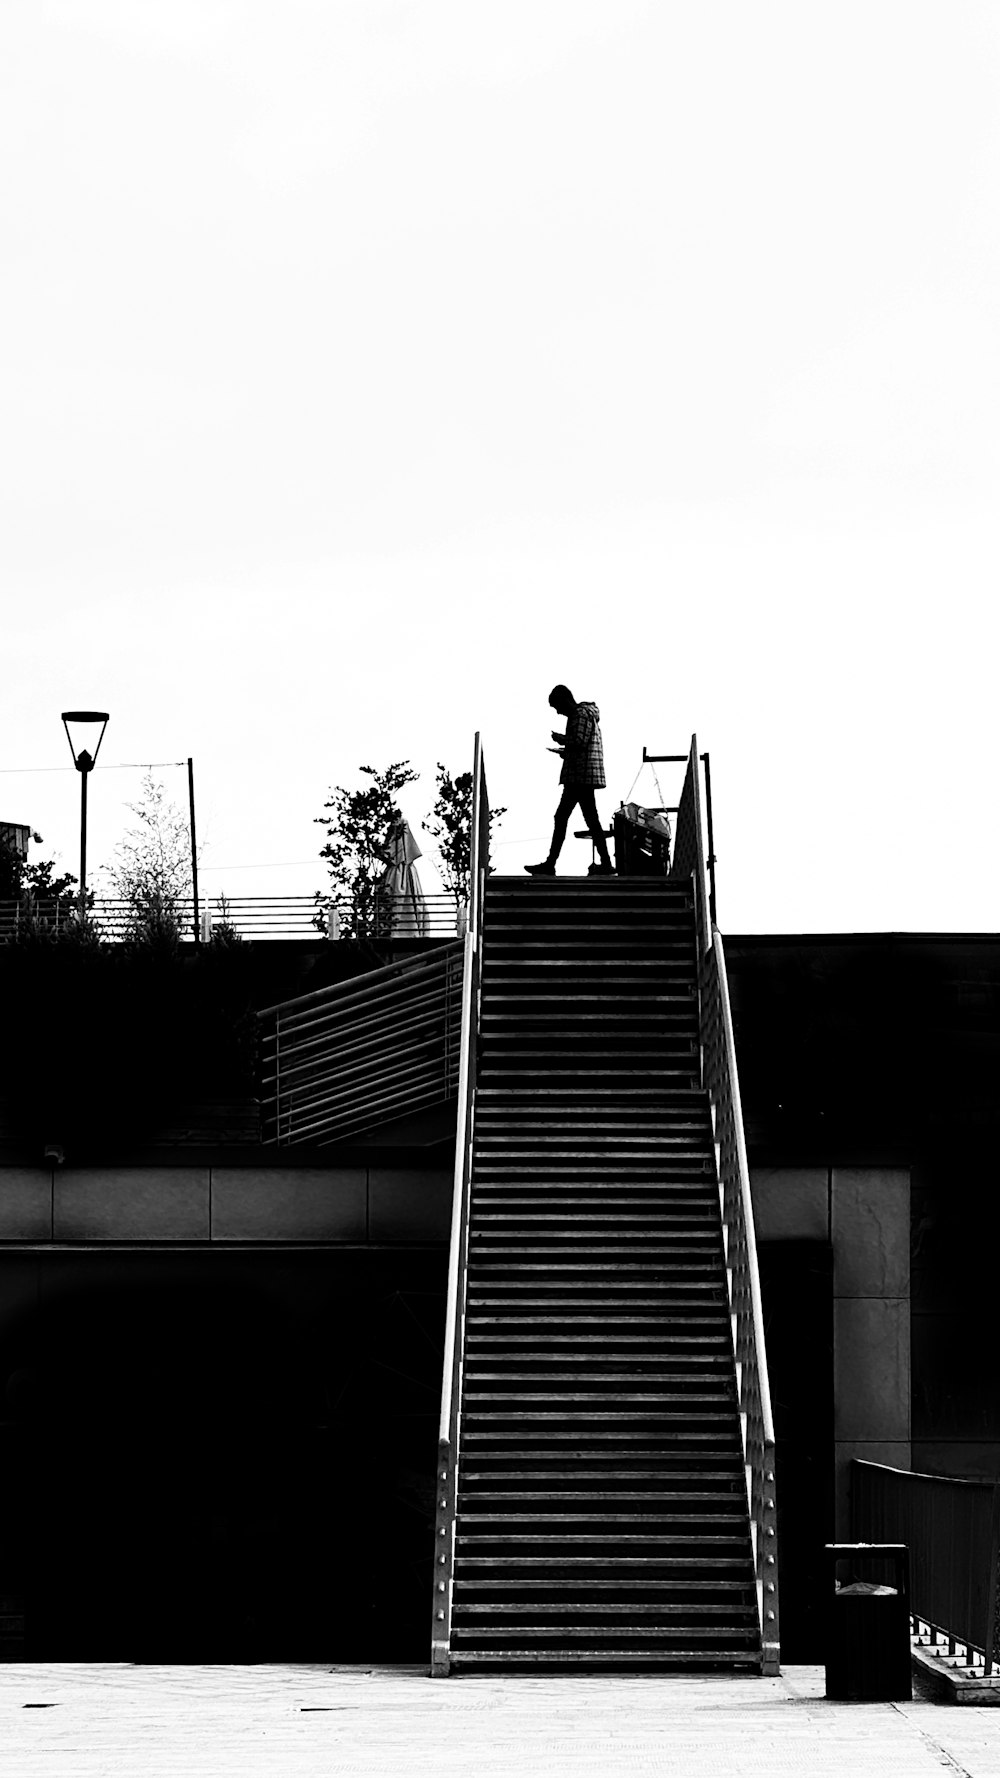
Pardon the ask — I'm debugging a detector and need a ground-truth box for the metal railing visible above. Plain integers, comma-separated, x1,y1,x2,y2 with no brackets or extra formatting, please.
674,734,780,1675
670,736,713,955
0,893,466,943
853,1459,1000,1676
432,733,488,1677
257,941,463,1145
650,745,716,924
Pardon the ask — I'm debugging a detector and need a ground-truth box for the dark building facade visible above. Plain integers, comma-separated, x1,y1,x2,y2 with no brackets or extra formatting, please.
0,929,997,1662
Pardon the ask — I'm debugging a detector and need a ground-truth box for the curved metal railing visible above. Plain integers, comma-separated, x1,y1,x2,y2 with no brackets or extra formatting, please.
853,1459,1000,1676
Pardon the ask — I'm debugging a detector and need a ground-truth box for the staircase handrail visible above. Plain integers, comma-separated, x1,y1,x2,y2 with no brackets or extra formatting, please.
674,734,779,1673
701,928,779,1674
432,733,487,1677
669,733,712,957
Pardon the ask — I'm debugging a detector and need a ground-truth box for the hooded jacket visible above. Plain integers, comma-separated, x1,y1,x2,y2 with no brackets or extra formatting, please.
561,700,606,789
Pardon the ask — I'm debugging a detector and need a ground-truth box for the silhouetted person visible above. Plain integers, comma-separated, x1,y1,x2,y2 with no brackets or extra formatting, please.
525,685,616,876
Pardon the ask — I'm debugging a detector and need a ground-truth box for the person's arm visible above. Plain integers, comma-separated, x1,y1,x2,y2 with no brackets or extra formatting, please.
562,706,593,770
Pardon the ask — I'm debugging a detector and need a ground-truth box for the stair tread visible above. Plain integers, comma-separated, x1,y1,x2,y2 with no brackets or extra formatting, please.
450,1626,757,1638
452,1606,755,1619
455,1548,748,1558
462,1414,736,1424
460,1469,740,1479
458,1492,744,1504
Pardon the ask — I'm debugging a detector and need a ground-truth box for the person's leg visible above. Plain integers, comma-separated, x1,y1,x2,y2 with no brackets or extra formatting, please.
525,786,579,872
546,785,578,864
578,787,614,870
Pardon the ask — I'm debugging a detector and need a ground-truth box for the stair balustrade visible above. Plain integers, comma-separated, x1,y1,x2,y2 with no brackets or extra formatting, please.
434,734,488,1676
700,930,780,1673
674,734,780,1675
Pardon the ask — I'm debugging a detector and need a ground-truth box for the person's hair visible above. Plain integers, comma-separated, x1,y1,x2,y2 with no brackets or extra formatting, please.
549,684,574,707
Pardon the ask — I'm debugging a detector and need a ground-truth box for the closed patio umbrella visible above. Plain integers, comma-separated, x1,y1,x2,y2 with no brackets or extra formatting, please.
380,818,429,937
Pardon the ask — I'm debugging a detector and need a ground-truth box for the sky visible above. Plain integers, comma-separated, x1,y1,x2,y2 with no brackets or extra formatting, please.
2,1,998,932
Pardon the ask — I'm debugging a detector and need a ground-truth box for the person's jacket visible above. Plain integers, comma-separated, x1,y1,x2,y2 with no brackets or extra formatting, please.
560,700,605,788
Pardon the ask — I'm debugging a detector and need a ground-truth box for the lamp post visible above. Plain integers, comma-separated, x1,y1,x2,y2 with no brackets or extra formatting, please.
61,711,109,916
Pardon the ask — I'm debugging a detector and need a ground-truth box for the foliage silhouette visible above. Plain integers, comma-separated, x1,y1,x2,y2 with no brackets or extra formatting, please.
314,761,419,939
424,765,505,910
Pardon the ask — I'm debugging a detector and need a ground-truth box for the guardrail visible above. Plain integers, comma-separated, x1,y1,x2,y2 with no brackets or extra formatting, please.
853,1459,1000,1676
674,734,779,1675
0,893,465,942
257,941,463,1145
432,733,488,1677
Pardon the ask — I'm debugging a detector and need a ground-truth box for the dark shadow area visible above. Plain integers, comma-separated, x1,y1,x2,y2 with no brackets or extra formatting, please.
727,933,1000,1159
758,1241,835,1662
0,1249,446,1661
911,1134,1000,1479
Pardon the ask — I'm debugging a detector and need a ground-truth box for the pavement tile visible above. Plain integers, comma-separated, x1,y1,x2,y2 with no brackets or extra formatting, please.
1,1663,999,1778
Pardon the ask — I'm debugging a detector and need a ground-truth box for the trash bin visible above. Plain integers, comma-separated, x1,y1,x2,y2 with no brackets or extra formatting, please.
824,1543,912,1701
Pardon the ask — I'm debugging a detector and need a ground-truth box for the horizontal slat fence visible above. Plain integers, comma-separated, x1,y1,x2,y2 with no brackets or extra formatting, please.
0,894,464,942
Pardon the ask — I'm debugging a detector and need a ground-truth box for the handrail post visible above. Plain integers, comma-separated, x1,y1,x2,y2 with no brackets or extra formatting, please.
987,1480,1000,1678
274,1009,283,1145
701,749,718,928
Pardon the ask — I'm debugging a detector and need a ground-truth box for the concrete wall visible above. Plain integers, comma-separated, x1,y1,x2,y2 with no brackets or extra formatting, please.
0,1242,448,1660
751,1165,910,1535
0,1159,911,1534
0,1165,454,1246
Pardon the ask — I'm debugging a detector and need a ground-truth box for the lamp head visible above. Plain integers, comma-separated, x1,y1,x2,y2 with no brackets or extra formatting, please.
61,712,109,771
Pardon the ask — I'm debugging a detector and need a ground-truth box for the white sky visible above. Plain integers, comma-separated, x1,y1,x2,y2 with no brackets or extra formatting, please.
2,1,997,932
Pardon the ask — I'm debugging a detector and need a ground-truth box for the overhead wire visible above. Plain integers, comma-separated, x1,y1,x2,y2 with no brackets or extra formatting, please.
0,761,187,773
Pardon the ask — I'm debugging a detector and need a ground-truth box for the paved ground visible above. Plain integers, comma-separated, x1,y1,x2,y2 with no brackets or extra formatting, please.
2,1662,1000,1777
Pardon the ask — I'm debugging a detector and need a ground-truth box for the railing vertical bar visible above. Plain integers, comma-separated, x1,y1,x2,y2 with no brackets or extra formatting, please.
274,1010,282,1145
986,1480,1000,1677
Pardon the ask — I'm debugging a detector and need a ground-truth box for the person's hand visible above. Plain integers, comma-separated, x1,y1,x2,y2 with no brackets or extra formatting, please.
551,730,565,743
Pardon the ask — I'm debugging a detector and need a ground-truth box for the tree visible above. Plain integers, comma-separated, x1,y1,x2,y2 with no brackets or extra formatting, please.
314,761,419,939
424,764,506,911
106,772,195,949
0,830,80,938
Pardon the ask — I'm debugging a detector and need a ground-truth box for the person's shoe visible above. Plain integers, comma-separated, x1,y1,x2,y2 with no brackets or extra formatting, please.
588,862,617,876
524,861,556,876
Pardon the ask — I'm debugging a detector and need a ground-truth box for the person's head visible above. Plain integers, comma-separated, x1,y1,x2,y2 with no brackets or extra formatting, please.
548,684,576,717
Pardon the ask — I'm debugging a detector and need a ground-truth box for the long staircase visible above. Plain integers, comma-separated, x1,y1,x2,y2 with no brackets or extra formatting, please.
434,737,778,1674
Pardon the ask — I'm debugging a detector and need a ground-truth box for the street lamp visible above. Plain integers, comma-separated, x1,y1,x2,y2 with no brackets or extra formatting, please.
61,711,109,915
